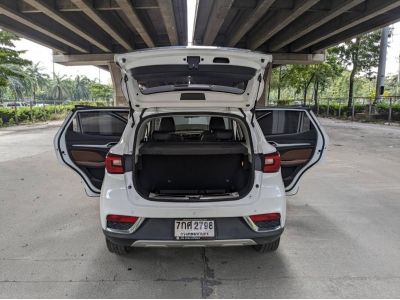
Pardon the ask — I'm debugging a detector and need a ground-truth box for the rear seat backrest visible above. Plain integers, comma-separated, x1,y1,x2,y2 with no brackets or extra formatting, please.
209,117,225,132
152,117,181,142
152,132,173,142
202,117,226,141
214,129,234,141
158,117,175,132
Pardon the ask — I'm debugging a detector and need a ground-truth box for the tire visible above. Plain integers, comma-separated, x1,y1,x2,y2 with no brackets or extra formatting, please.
106,238,131,255
253,237,280,253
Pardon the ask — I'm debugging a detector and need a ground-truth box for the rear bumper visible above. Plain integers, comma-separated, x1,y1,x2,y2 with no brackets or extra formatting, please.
103,217,284,247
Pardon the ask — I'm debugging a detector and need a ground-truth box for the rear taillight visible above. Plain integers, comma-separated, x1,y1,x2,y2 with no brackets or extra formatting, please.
249,213,281,230
106,214,139,231
106,215,138,224
105,153,124,174
250,213,281,223
263,152,281,173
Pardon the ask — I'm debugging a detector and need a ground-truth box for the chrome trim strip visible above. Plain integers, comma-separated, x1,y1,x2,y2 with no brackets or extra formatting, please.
72,143,115,149
132,239,257,247
243,216,282,233
268,142,312,148
105,217,145,234
148,192,239,201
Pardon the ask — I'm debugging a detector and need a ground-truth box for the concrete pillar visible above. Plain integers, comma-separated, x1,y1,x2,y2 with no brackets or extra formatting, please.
375,26,390,103
259,63,273,107
108,62,126,107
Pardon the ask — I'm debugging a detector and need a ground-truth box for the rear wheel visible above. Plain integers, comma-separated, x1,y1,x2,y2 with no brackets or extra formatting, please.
253,238,280,253
106,238,131,255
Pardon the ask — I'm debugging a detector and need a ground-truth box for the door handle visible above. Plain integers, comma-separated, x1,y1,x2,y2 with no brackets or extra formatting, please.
106,142,118,148
268,141,278,147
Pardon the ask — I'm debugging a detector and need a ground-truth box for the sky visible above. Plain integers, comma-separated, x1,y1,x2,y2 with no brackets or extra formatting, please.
386,22,400,76
14,39,112,84
12,1,400,81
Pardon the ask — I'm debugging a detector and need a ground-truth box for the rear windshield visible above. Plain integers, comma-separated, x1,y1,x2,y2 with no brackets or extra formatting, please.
130,65,256,95
158,116,230,132
136,114,248,144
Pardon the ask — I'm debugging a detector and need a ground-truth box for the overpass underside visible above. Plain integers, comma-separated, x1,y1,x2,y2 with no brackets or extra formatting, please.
193,0,400,55
0,0,399,105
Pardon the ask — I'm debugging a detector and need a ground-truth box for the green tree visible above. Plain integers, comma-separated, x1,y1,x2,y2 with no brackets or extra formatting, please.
311,52,344,106
26,62,49,102
24,63,49,120
49,74,70,103
283,65,315,105
329,30,381,109
7,66,27,123
282,59,341,106
0,31,31,87
89,83,112,102
72,75,92,100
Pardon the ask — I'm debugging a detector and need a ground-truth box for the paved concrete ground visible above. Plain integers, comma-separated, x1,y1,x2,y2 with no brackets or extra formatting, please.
1,118,400,298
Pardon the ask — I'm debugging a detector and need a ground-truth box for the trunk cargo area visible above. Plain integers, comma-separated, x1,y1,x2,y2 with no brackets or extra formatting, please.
135,142,253,200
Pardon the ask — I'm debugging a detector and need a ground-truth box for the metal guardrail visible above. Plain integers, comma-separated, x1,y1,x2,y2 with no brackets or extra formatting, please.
268,96,400,123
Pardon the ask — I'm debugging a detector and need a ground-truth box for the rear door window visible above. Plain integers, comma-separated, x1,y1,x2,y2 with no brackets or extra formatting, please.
255,108,326,194
57,108,129,196
256,110,313,136
76,111,128,136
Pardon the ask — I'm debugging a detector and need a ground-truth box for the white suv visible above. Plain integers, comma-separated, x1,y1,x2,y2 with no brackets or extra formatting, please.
54,47,327,255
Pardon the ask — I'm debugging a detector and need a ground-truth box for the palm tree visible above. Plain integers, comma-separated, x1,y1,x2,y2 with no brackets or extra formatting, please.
50,73,70,103
73,75,91,101
0,31,31,88
26,62,48,103
0,86,6,106
7,75,25,124
25,63,49,120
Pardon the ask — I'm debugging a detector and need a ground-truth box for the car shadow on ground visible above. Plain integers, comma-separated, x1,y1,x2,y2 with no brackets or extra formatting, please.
70,202,355,298
72,246,291,298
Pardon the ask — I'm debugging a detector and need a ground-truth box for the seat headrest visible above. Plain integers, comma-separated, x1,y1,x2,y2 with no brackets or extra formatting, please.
214,129,234,141
159,117,175,132
209,117,225,131
152,131,172,142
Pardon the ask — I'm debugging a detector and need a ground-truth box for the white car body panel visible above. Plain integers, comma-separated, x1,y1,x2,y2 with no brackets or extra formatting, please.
99,109,285,230
53,47,328,248
98,108,285,229
115,47,271,110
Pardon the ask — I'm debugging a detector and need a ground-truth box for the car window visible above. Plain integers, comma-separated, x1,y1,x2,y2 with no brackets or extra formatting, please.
256,110,313,135
155,116,231,131
139,114,244,142
76,112,127,136
172,116,210,131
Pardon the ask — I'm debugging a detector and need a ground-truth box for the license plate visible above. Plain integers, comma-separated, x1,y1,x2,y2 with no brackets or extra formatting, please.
174,219,215,240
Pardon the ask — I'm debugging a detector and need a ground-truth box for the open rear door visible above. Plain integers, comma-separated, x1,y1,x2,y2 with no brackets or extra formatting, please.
54,107,129,196
256,108,328,195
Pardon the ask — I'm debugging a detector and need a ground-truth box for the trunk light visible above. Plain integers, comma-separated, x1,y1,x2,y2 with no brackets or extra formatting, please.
106,215,138,224
105,153,124,174
250,213,281,222
263,152,281,173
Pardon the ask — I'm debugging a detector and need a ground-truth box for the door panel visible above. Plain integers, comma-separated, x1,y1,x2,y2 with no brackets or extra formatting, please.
70,150,105,167
54,108,129,196
256,108,327,195
280,148,313,166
